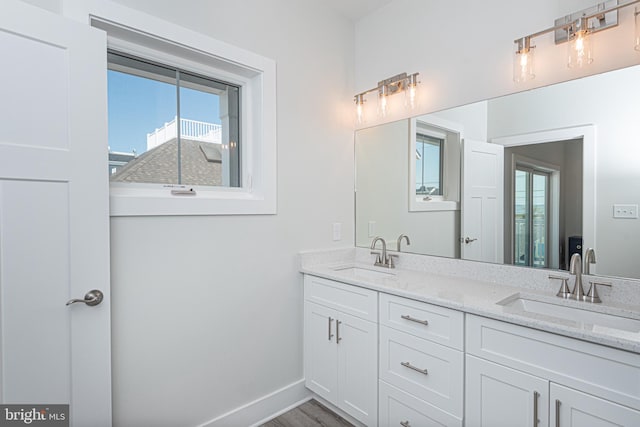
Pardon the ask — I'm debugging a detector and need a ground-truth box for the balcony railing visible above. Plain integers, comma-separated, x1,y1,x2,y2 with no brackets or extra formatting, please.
147,117,222,150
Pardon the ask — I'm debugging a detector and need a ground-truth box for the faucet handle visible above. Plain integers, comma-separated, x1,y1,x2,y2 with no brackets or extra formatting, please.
370,250,382,264
549,275,571,298
584,281,612,304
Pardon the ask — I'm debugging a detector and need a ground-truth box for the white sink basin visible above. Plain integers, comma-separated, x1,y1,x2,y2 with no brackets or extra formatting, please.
332,266,395,280
498,295,640,334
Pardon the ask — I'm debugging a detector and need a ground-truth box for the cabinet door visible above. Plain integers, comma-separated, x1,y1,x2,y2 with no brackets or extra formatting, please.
551,383,640,427
466,355,549,427
304,301,338,403
337,311,378,427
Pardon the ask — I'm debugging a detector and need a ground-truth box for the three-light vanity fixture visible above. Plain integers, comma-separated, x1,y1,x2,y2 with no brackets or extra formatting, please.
354,72,419,124
514,0,640,82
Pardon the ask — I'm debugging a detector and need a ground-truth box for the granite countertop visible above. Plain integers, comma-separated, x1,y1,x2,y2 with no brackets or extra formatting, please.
300,251,640,354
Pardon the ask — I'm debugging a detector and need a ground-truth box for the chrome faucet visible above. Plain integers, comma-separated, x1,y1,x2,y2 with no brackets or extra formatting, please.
397,234,411,252
584,248,596,275
569,253,585,301
370,237,394,268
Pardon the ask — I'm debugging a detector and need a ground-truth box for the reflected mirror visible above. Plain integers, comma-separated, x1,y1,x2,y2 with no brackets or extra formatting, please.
355,64,640,280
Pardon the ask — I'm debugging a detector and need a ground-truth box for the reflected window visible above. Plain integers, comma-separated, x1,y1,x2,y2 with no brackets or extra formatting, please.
415,133,443,197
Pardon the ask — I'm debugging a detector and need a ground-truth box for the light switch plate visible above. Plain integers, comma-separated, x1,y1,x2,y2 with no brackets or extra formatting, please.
613,204,638,219
332,222,342,241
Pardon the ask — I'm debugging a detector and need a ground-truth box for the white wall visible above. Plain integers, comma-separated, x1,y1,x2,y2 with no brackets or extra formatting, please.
354,0,640,128
62,0,355,425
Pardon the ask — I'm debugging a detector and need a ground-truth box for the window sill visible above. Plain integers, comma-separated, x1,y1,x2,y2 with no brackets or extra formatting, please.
409,199,459,212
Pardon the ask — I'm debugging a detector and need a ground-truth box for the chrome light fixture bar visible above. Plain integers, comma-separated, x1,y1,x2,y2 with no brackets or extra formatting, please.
513,0,640,82
354,72,419,124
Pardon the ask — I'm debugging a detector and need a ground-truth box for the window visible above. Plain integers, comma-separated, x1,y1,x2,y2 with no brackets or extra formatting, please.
107,51,241,188
408,118,460,212
415,133,443,197
80,8,276,216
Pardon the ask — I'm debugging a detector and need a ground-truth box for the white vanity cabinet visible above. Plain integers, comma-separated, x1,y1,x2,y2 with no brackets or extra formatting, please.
378,294,464,427
303,275,378,426
466,314,640,427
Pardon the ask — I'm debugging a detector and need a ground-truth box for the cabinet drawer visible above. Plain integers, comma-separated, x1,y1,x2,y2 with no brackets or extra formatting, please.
304,275,377,322
379,380,462,427
380,325,464,417
380,293,464,350
467,314,640,411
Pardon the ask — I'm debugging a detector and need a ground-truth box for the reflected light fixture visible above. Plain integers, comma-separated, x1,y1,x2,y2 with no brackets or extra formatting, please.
353,72,419,123
513,0,640,82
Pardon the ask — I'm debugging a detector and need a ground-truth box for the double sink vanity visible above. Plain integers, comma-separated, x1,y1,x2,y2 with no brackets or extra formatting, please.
300,247,640,427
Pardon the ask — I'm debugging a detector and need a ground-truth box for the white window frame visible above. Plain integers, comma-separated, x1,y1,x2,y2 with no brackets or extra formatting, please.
408,116,461,212
64,0,276,216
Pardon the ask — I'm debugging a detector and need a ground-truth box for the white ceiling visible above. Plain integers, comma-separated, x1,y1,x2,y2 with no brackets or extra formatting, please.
322,0,394,21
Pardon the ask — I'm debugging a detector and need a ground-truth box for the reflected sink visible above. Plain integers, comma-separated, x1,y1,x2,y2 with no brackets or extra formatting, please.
332,266,395,280
498,294,640,334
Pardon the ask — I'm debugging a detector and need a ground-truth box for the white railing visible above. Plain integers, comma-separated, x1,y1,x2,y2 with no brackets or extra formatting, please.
147,117,222,150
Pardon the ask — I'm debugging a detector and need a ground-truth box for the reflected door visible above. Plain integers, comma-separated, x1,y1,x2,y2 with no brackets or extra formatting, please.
514,166,549,267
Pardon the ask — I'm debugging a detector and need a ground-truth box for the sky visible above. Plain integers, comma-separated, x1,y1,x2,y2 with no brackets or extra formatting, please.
107,70,221,154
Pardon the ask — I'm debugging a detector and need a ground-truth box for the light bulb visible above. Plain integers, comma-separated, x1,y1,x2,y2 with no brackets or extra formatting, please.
567,18,593,68
377,85,389,118
513,37,535,83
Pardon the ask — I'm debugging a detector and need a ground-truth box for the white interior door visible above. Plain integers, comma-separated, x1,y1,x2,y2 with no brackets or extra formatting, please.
461,139,504,263
0,2,111,425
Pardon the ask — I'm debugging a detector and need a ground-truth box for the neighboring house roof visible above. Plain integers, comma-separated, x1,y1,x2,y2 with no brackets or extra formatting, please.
110,138,223,186
108,152,136,163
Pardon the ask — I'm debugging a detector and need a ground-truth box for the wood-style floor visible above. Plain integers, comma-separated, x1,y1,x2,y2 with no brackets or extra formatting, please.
260,399,354,427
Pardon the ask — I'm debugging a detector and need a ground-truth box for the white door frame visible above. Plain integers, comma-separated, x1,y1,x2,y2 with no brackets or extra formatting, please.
492,125,596,273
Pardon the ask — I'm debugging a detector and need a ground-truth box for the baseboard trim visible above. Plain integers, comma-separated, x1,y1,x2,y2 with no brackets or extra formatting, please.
197,379,311,427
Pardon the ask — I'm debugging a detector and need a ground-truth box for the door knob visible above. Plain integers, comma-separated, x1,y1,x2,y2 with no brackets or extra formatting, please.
66,289,104,306
464,237,477,244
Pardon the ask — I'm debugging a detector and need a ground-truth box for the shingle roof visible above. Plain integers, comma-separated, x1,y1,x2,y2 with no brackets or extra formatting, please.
110,138,223,186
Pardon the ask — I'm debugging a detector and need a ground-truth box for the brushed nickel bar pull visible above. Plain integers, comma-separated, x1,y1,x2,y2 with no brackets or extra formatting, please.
401,314,429,326
533,391,539,427
336,320,342,344
400,421,411,427
328,317,334,341
170,188,196,196
401,361,428,375
555,399,561,427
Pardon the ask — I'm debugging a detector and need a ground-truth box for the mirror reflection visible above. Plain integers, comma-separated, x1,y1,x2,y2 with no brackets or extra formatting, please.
355,64,640,281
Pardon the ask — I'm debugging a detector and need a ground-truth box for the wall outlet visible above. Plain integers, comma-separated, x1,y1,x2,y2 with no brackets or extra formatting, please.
332,222,342,241
368,221,376,237
613,204,638,219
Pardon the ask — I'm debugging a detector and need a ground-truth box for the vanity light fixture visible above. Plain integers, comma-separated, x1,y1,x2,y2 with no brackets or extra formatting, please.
513,0,640,82
354,72,420,123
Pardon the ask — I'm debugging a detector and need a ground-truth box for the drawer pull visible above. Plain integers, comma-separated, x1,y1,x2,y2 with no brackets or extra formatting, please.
533,391,539,427
401,361,428,375
328,317,334,341
400,421,411,427
401,314,429,326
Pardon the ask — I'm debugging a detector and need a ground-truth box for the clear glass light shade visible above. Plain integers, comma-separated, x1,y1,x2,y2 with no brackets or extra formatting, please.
355,94,365,124
567,29,593,68
513,42,535,83
377,86,389,118
635,8,640,51
404,74,418,109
